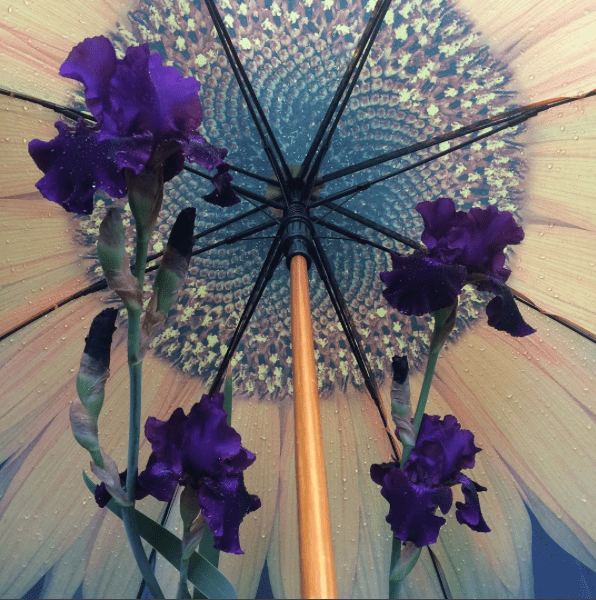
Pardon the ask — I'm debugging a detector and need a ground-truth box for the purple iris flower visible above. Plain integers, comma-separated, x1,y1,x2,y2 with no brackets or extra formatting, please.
28,36,239,214
137,393,261,554
380,197,535,337
371,414,490,548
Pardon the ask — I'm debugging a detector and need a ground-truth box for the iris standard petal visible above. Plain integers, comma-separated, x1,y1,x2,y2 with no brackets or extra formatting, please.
182,394,256,479
147,52,204,140
416,197,469,257
406,414,481,485
58,36,118,126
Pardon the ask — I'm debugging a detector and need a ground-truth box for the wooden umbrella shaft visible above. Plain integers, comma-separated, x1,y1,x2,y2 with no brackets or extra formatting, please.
290,254,338,599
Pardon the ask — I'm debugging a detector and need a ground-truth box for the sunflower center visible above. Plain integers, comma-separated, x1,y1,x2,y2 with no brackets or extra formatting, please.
77,0,526,399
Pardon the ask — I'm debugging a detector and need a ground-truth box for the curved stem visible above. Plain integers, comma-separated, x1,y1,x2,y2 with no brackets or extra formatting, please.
411,346,441,437
122,226,164,598
402,308,451,464
133,231,150,282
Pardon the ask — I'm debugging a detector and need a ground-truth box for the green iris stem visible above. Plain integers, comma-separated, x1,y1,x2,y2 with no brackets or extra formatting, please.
402,308,450,465
121,224,164,599
177,554,192,599
389,536,402,599
133,230,150,283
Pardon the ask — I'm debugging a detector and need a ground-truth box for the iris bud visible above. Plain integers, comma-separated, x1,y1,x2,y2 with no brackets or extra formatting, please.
390,356,416,450
97,208,142,310
140,208,196,356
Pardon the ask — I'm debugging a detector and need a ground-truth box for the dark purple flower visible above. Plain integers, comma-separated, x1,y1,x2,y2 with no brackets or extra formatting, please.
28,36,238,214
370,414,490,547
380,197,535,337
137,393,261,554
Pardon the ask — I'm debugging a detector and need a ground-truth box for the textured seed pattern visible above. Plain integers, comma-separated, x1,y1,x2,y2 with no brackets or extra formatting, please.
75,0,526,398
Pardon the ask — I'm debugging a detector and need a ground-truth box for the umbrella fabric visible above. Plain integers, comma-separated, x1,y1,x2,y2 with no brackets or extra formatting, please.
0,0,595,598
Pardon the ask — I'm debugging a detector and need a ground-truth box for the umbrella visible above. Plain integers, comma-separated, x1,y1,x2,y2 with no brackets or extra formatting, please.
1,0,595,598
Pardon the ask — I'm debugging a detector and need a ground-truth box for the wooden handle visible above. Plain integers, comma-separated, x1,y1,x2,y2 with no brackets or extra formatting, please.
290,255,338,599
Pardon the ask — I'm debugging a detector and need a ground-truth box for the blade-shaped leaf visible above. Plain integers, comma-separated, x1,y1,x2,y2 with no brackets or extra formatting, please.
83,472,237,599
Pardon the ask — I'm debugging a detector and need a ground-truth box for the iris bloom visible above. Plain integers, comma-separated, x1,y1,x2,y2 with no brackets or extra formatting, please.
28,36,238,214
380,197,535,337
0,1,595,599
371,414,490,548
137,394,261,555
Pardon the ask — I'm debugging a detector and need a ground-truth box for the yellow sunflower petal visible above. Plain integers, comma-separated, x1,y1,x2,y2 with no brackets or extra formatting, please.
0,96,94,336
458,0,596,98
427,306,596,576
37,509,104,599
0,0,135,101
508,96,596,336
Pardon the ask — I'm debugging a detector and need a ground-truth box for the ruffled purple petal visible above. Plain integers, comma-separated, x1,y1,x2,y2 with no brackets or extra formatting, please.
137,453,181,502
371,463,452,547
416,199,525,280
144,407,187,466
148,52,203,140
405,414,481,486
106,43,158,138
485,283,536,337
28,121,151,214
416,197,469,260
138,408,187,501
59,36,117,125
455,474,491,533
198,475,261,554
61,36,204,147
182,394,256,480
203,165,241,207
380,251,466,316
455,205,524,276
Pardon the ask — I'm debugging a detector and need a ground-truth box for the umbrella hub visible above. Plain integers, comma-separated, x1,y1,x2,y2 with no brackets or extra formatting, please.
281,192,314,270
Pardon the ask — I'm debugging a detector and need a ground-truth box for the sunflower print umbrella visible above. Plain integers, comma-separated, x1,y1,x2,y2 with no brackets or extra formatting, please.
0,0,595,598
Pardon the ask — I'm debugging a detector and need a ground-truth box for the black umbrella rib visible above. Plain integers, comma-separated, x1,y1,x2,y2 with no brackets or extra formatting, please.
320,89,596,184
315,220,392,254
187,220,278,259
202,0,292,196
322,202,425,252
311,112,529,211
142,207,276,266
208,232,284,396
227,164,278,186
0,87,93,122
311,234,400,461
302,0,393,193
511,293,596,345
